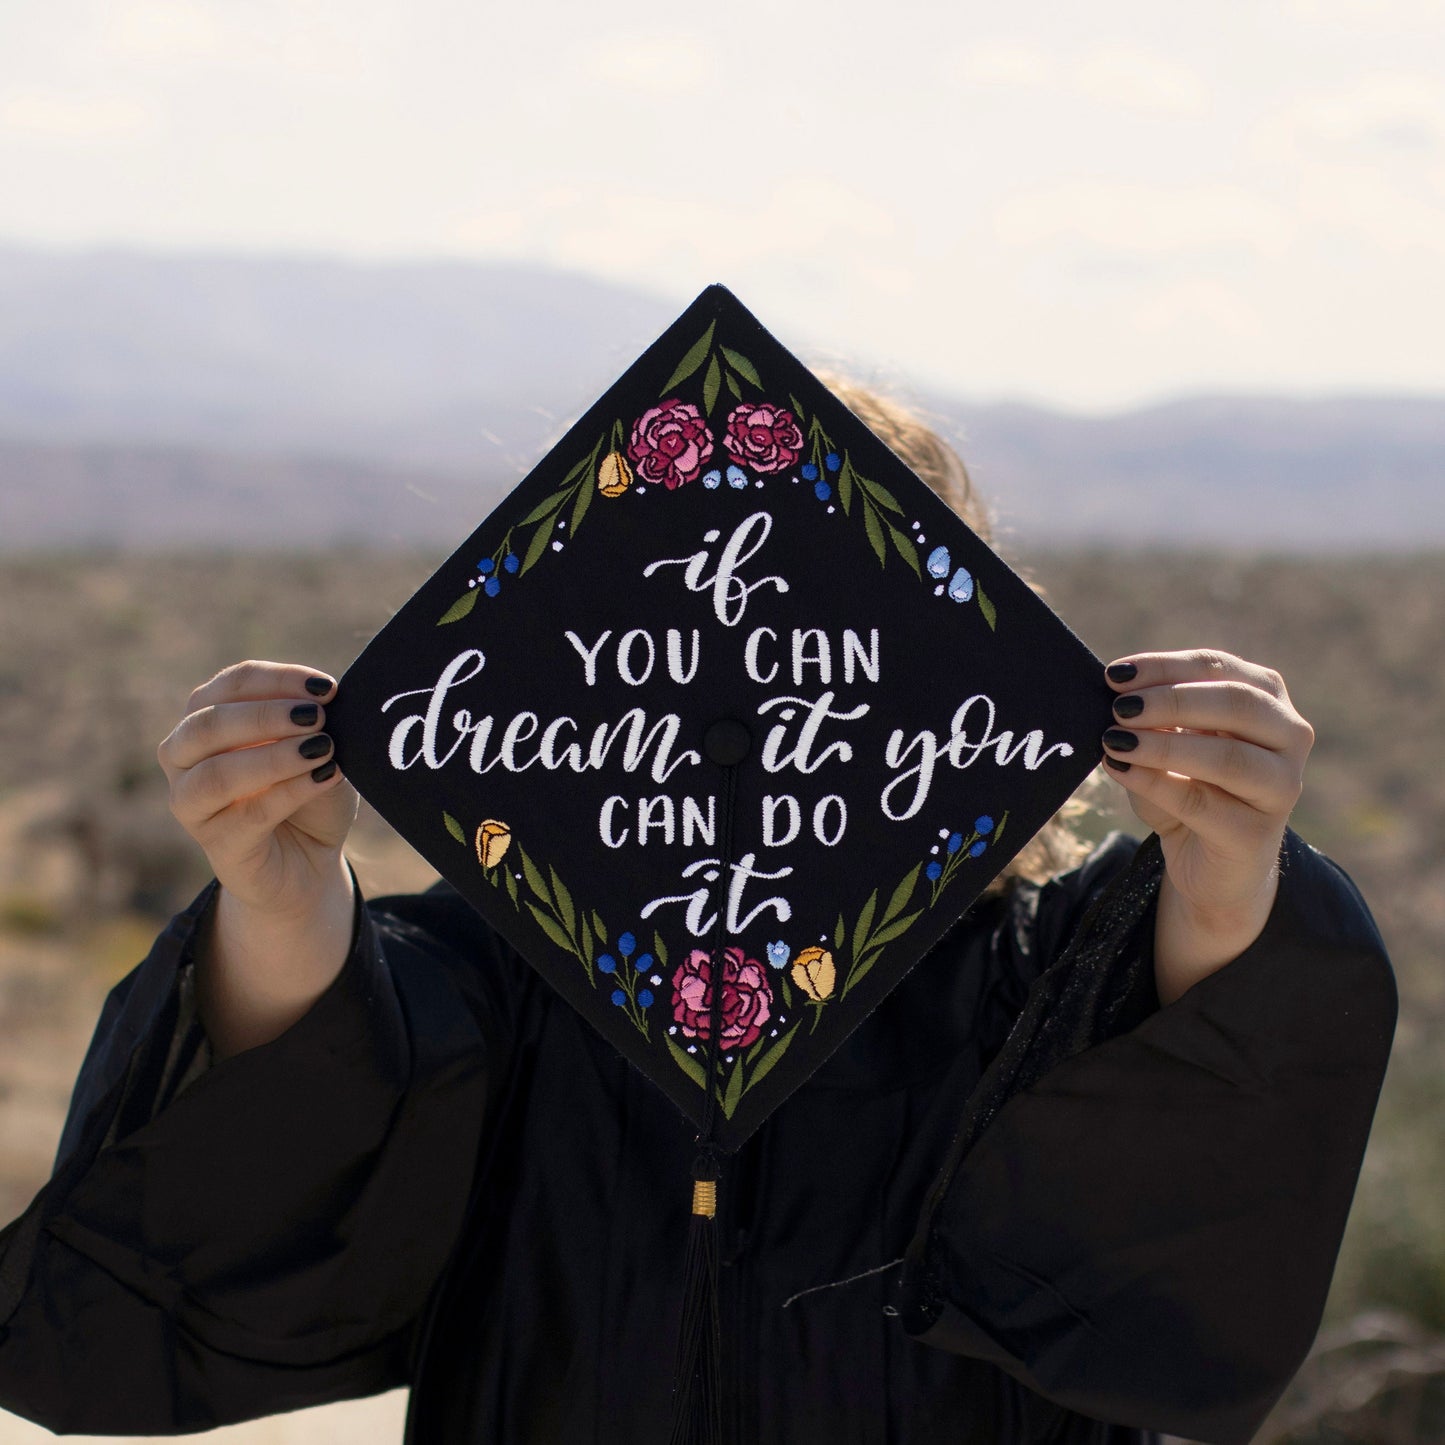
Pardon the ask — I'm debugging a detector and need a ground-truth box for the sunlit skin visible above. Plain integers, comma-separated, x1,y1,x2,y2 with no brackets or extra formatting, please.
1102,649,1315,1007
160,648,1313,1056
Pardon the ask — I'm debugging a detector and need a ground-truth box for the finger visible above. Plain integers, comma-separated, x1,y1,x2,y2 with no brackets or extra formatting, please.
1102,726,1301,813
160,698,327,774
1106,650,1288,702
210,762,348,862
1109,681,1306,753
1102,760,1281,848
172,733,335,829
186,661,336,715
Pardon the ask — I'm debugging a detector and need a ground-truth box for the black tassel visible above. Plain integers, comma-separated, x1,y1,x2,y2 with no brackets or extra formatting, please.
667,1150,724,1445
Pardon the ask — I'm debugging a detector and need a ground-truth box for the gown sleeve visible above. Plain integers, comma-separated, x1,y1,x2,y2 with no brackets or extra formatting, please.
894,829,1397,1445
0,874,505,1436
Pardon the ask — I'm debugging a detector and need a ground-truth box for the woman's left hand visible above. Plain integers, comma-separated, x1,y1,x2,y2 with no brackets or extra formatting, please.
1102,649,1315,1004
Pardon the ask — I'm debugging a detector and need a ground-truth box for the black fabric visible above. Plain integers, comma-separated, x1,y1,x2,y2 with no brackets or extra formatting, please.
328,283,1115,1152
0,828,1395,1443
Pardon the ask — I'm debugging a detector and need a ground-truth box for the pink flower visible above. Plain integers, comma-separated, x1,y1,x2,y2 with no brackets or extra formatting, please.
672,947,773,1051
722,402,804,476
627,399,714,490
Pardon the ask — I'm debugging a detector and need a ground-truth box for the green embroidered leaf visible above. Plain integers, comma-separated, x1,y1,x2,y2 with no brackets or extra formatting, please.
780,972,794,1009
653,930,669,969
437,589,478,625
526,901,575,956
724,369,742,401
661,321,716,394
977,582,997,631
789,393,808,427
520,515,553,575
570,467,594,534
666,1032,707,1089
442,811,466,845
504,867,519,907
863,503,887,565
720,347,762,387
578,915,595,980
833,912,845,949
744,1034,768,1065
746,1023,800,1092
991,812,1009,850
863,908,924,955
592,910,608,945
722,1058,745,1118
560,448,596,486
549,865,576,936
858,474,904,514
519,848,551,909
611,417,625,449
852,887,879,961
836,457,855,516
518,489,568,527
703,353,721,416
888,523,922,578
881,862,921,927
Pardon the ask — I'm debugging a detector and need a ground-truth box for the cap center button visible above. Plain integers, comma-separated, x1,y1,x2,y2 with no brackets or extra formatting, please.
703,719,752,767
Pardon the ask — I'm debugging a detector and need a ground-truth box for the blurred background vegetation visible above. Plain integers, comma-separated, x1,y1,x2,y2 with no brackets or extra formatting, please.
0,544,1441,1441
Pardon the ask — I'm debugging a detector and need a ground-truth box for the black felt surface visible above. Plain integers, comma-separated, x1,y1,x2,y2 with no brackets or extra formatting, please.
330,285,1113,1149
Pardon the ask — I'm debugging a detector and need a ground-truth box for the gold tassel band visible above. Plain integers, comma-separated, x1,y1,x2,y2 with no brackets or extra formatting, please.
691,1179,717,1218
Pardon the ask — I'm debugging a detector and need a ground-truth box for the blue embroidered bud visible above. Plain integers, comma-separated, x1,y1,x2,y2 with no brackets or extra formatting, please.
926,545,951,579
969,839,987,858
947,832,963,855
702,469,722,489
483,576,502,597
726,465,748,489
814,480,831,502
597,954,617,973
618,932,636,958
825,452,841,473
503,553,521,574
801,462,819,481
611,989,627,1007
478,558,495,574
925,861,943,882
638,989,655,1008
975,815,995,835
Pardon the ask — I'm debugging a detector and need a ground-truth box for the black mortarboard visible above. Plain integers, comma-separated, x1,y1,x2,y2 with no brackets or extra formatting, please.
329,285,1111,1441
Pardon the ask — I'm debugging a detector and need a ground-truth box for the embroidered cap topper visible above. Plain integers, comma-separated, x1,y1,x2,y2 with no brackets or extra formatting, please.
331,285,1110,1152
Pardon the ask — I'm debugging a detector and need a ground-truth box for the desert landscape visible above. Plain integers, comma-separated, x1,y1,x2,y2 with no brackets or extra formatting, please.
1,546,1441,1442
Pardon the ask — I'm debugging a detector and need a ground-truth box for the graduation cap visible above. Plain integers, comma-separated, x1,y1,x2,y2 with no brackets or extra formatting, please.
330,285,1111,1441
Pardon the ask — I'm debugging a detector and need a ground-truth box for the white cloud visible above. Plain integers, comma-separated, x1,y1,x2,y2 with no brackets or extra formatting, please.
993,182,1294,259
0,90,157,141
947,39,1207,116
586,34,715,95
1258,74,1445,159
1074,45,1208,117
1131,278,1266,341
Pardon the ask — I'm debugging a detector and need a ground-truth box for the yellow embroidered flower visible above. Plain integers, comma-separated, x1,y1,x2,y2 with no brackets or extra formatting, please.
474,819,512,869
790,945,836,1002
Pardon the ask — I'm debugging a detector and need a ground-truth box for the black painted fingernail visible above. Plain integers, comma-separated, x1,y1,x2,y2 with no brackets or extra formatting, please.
311,760,337,782
1106,662,1138,683
305,676,333,697
1112,694,1144,719
299,733,333,760
1103,727,1139,752
290,702,319,726
1104,755,1131,772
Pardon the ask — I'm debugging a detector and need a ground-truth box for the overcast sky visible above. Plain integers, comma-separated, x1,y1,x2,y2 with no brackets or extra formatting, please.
2,0,1443,409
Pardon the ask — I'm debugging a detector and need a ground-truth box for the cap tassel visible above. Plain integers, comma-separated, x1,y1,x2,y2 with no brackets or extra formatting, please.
667,1152,724,1445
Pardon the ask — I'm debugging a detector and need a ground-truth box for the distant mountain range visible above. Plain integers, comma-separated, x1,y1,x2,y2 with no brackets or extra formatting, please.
1,243,1441,550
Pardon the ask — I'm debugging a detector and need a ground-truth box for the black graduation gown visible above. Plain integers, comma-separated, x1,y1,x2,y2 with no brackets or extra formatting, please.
0,828,1395,1444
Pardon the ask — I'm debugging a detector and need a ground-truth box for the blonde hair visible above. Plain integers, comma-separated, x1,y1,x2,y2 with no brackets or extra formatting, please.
822,375,1098,894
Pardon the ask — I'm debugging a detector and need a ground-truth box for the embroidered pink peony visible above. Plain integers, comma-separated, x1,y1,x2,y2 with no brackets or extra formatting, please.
627,399,714,490
672,946,773,1051
722,402,804,476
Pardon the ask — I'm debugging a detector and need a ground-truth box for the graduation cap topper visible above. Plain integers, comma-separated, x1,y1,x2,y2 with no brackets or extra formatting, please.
333,285,1110,1154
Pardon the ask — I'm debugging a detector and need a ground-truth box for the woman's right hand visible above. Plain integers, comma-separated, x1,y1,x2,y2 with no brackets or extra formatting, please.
158,660,357,916
157,661,361,1056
